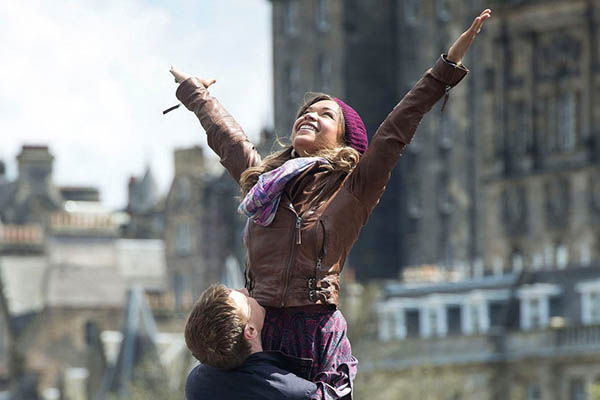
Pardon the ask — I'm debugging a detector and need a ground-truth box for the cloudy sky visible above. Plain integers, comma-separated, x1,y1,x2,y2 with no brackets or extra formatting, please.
0,0,272,209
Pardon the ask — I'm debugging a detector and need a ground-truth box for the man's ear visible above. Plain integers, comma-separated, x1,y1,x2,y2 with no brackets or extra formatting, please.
244,324,258,341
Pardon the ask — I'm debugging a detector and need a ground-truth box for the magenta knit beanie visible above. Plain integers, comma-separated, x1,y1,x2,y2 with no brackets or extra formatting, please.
333,98,368,154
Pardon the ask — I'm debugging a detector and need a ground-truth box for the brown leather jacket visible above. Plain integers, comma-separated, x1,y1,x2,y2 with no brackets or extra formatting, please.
176,56,468,308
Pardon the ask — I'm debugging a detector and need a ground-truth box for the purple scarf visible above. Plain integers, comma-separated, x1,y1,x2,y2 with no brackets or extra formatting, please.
238,157,329,226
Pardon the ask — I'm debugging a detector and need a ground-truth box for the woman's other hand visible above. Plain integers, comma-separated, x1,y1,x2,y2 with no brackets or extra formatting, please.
447,9,491,64
170,65,216,88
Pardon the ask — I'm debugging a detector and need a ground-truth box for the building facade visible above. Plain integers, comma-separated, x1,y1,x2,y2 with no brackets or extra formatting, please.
163,146,246,310
270,1,600,399
270,0,600,280
0,145,173,398
271,0,404,278
367,265,600,400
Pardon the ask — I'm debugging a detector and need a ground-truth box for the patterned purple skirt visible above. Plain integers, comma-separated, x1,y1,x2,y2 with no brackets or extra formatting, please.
261,305,358,399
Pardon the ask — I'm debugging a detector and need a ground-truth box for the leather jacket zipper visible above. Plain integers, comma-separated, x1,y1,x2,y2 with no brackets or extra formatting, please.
295,216,302,244
312,219,326,299
281,203,301,307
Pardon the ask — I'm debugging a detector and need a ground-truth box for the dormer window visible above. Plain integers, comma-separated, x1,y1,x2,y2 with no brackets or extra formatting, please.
518,284,562,330
576,279,600,325
556,243,568,269
511,248,524,273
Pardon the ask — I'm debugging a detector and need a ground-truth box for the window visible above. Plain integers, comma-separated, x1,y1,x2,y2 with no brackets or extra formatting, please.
447,306,462,335
175,223,191,256
463,300,487,335
489,302,507,328
285,63,300,103
577,280,600,325
510,101,531,155
556,243,569,269
549,296,562,319
591,292,600,323
176,177,190,204
569,378,585,400
544,245,554,269
580,241,591,266
174,272,184,310
493,257,504,276
316,54,332,92
526,384,541,400
316,0,329,32
437,171,453,215
518,284,562,330
528,298,541,328
541,96,557,151
428,308,438,337
378,310,393,341
407,169,423,220
284,1,298,36
403,0,418,26
532,253,543,270
469,303,480,333
512,249,524,273
435,0,450,21
557,91,578,152
406,309,420,337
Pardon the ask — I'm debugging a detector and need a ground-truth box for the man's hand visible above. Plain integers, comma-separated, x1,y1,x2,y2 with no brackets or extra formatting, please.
447,9,491,64
170,65,216,88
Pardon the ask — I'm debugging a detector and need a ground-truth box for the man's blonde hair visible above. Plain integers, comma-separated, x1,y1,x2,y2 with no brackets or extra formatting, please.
184,284,252,370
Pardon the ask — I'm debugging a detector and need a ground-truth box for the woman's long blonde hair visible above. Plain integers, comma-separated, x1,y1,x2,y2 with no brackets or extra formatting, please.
240,93,360,196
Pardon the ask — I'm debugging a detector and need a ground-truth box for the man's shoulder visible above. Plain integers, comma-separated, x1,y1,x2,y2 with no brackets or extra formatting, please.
185,353,316,400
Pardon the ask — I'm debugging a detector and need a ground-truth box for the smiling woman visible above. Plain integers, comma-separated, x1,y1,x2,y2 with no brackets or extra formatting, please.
171,8,491,399
292,100,345,155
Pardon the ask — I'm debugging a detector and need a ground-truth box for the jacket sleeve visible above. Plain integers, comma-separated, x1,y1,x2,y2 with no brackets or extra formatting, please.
176,77,262,184
343,55,468,214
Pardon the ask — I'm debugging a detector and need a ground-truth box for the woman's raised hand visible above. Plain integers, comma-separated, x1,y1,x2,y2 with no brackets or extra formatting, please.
170,65,216,88
447,9,491,64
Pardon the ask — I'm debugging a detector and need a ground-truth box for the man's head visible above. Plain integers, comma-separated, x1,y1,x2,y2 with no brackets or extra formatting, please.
184,285,265,370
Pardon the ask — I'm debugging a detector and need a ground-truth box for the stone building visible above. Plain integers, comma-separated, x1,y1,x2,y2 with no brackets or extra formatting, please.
0,145,172,398
122,167,164,240
269,0,600,281
163,126,277,308
270,0,404,279
270,1,600,399
163,146,246,310
0,146,64,226
478,0,600,276
367,264,600,400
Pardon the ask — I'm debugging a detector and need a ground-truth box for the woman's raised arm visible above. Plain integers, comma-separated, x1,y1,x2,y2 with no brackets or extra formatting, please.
170,66,262,184
343,9,490,213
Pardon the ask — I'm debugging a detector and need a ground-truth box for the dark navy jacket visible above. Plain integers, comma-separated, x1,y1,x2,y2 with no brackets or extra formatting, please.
185,351,317,400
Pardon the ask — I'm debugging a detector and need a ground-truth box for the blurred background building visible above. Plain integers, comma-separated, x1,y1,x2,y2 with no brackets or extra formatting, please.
269,0,600,399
